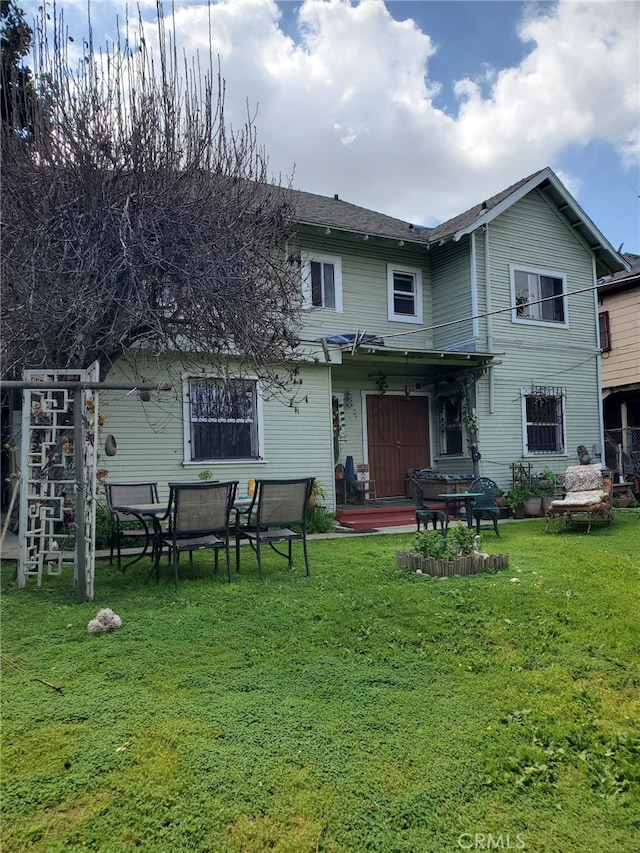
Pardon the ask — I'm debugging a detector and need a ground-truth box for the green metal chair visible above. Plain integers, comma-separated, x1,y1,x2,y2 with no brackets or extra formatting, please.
409,478,447,533
470,477,500,537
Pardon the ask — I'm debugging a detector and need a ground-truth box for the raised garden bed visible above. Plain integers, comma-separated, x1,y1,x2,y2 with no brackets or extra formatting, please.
396,550,509,577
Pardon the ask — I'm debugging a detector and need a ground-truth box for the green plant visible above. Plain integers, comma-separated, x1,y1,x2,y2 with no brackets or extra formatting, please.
464,410,479,437
197,469,214,480
413,528,449,559
2,514,639,852
446,522,476,556
304,505,336,534
310,480,326,499
413,522,476,560
531,469,556,496
505,483,533,511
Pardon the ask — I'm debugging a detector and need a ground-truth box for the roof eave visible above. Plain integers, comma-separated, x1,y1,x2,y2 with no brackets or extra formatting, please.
449,167,627,277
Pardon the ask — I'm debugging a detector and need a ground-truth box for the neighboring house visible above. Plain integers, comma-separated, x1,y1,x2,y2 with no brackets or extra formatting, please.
597,254,640,477
100,167,627,507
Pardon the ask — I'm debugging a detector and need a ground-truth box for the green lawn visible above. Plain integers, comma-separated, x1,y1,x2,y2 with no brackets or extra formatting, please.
2,514,639,853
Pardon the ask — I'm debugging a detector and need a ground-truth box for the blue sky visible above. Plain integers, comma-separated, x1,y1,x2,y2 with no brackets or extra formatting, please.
21,0,640,255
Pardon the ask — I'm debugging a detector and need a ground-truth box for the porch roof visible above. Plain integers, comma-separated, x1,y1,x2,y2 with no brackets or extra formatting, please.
335,343,498,368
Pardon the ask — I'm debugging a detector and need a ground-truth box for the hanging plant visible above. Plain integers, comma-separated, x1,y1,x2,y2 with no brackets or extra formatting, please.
464,411,479,437
374,372,388,395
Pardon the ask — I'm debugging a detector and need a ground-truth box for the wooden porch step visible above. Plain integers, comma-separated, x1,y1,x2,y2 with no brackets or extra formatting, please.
336,505,417,530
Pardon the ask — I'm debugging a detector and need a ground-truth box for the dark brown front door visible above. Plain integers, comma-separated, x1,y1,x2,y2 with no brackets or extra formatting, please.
366,395,431,497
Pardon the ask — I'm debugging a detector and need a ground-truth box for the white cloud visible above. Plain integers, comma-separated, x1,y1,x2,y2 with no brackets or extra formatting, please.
26,0,639,228
166,0,637,225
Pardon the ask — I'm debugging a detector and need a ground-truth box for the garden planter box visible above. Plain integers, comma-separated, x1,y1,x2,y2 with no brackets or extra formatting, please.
396,551,509,577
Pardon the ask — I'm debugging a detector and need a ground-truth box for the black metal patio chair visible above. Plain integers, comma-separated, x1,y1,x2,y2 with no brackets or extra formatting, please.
235,478,314,578
105,482,160,570
156,481,238,588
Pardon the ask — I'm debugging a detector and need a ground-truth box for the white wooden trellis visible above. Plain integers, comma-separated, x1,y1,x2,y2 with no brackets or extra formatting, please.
18,363,100,601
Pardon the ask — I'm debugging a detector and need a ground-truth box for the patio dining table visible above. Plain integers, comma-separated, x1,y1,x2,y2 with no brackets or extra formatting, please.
436,492,483,531
115,494,253,569
114,502,169,568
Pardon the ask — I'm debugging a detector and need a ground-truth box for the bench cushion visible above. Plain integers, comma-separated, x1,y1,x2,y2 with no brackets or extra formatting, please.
550,489,606,508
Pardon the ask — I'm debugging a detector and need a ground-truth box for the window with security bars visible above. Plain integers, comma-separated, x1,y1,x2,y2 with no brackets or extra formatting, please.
439,397,465,456
523,389,565,455
188,378,259,460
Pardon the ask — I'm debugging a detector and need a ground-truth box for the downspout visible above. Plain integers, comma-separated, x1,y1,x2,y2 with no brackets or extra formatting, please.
470,232,479,340
593,256,605,466
484,224,495,413
469,232,481,477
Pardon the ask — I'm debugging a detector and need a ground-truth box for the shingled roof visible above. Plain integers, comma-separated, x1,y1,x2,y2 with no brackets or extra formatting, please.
285,167,626,278
287,187,429,244
425,170,545,243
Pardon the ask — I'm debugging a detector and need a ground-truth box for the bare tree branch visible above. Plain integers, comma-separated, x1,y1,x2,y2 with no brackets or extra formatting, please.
1,1,303,394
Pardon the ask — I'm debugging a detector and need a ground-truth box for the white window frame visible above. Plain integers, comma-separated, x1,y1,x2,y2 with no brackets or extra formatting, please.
520,388,567,457
301,252,343,312
182,374,265,464
509,264,568,328
387,263,423,324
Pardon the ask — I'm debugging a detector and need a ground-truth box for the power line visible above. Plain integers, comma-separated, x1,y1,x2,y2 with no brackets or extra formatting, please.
344,281,604,347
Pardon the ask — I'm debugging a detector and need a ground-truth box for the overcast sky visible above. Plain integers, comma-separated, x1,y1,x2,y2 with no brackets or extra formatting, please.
23,0,640,254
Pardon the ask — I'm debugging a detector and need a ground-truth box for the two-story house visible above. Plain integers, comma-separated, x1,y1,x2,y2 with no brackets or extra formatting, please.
99,167,627,508
598,254,640,479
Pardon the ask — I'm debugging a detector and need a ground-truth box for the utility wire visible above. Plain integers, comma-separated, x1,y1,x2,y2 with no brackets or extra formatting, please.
342,282,603,347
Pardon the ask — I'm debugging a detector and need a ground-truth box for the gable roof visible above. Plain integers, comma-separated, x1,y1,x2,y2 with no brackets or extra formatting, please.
429,167,627,278
287,167,627,279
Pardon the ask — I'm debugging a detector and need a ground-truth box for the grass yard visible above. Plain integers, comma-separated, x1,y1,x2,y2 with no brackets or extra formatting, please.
1,513,639,853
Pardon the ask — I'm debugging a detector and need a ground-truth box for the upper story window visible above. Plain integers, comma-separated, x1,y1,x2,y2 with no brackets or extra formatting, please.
510,265,567,327
387,264,423,323
301,253,343,312
599,311,611,352
184,376,262,462
521,387,566,456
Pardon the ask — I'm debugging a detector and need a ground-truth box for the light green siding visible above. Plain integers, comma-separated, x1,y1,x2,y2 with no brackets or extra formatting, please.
297,233,434,350
485,191,598,351
99,354,337,507
470,191,601,490
431,238,474,350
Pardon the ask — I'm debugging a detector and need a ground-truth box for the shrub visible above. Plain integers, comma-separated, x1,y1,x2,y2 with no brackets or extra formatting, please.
413,523,476,560
304,505,336,534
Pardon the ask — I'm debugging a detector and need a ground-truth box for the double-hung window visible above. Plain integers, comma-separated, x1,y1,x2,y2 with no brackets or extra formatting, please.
301,253,343,312
185,377,261,461
438,397,465,456
522,388,566,455
387,264,423,323
510,265,567,326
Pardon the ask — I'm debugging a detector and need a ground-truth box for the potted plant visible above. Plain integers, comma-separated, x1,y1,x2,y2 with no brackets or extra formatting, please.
505,484,532,519
536,469,557,514
308,480,326,507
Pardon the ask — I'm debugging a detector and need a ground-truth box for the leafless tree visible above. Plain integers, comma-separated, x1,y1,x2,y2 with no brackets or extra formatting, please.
1,1,303,390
